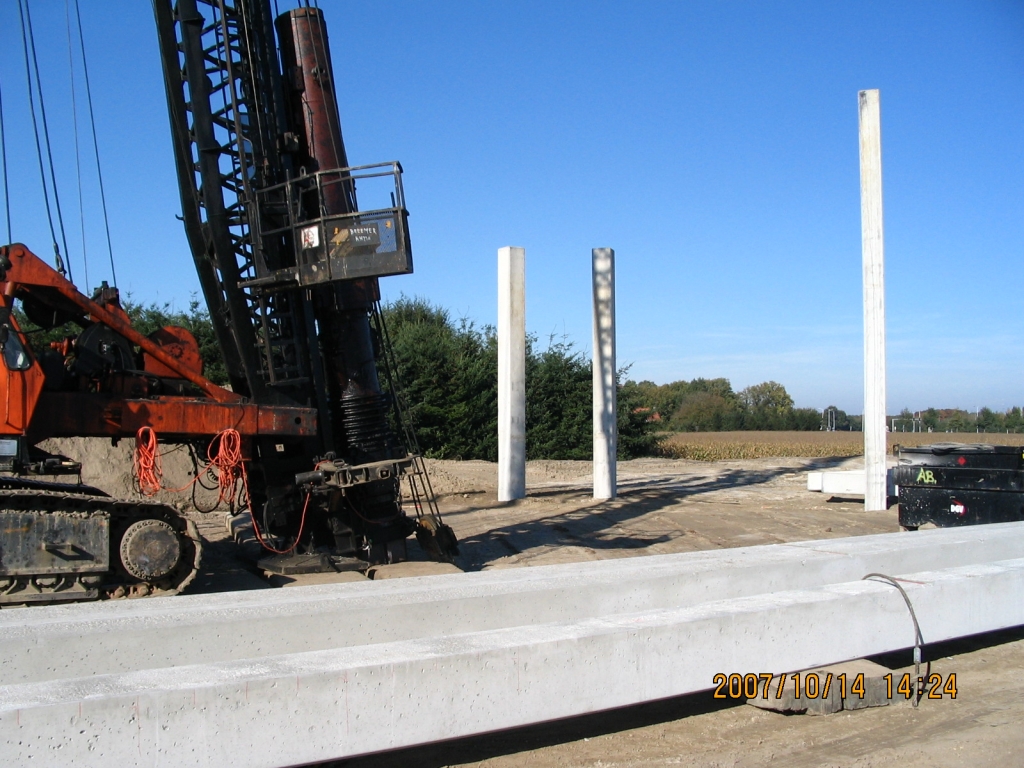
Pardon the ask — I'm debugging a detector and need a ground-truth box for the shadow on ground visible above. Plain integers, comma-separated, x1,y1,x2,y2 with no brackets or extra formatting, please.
455,458,849,570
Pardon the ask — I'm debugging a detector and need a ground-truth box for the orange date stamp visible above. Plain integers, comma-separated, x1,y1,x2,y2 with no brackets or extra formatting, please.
712,672,957,700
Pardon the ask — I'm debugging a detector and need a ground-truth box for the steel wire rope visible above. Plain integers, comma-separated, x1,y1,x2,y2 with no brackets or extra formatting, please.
862,572,931,707
70,0,117,286
64,0,89,289
19,0,73,282
17,0,67,277
235,0,271,195
372,301,446,525
0,76,11,244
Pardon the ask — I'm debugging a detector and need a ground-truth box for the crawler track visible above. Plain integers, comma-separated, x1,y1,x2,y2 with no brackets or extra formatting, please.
0,484,202,606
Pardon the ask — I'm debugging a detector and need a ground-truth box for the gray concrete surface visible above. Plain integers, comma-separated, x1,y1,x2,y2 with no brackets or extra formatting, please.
3,555,1023,767
5,522,1024,685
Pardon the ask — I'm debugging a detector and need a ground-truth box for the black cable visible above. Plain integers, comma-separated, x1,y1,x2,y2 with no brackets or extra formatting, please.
65,0,89,290
862,572,930,707
0,75,10,244
17,0,64,275
71,0,117,287
22,0,74,282
188,444,220,514
374,301,445,525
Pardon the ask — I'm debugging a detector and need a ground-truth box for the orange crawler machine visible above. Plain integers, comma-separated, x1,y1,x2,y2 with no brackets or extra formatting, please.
0,243,316,605
0,2,458,606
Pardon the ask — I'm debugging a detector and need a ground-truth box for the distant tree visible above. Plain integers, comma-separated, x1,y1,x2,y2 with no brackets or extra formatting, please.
648,379,693,421
618,378,659,457
1006,407,1023,432
383,297,654,460
947,411,970,432
671,391,739,432
739,381,794,412
525,337,591,460
689,377,735,399
788,407,823,431
977,407,999,433
738,381,794,430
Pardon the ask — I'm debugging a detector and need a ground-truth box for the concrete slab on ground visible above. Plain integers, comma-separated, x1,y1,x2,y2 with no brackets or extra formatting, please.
4,556,1023,767
6,523,1024,686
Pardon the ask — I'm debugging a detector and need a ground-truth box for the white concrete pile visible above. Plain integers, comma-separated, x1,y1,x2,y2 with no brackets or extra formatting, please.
3,523,1024,767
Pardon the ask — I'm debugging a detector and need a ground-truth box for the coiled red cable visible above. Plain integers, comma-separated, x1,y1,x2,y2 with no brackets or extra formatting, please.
133,427,245,507
134,426,311,555
133,426,163,497
207,428,243,506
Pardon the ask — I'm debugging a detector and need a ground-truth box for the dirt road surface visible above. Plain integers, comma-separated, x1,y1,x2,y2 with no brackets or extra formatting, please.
42,441,1024,767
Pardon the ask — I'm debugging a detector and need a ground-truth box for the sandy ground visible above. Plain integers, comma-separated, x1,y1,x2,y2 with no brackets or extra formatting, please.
39,440,1024,767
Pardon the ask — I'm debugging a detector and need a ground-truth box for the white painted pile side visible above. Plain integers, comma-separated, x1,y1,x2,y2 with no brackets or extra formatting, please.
4,557,1024,767
592,247,616,499
858,88,888,512
4,523,1024,685
497,246,526,501
806,469,897,497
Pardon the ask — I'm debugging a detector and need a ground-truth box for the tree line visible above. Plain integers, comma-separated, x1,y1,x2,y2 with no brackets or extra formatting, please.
380,297,656,460
18,296,1021,460
622,378,823,432
15,295,656,461
890,407,1024,434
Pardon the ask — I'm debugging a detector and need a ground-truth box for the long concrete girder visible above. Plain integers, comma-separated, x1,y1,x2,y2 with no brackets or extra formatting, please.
4,555,1024,767
5,522,1024,685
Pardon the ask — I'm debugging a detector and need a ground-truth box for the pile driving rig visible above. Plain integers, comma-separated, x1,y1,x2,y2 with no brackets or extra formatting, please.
0,1,456,606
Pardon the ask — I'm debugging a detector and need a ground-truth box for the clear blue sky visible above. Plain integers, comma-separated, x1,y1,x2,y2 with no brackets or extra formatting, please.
1,1,1021,414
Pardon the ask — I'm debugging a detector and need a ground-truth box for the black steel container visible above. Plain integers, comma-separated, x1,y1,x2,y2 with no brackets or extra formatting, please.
895,443,1024,529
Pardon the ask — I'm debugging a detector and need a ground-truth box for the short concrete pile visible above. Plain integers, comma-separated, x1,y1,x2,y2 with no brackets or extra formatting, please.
3,523,1024,767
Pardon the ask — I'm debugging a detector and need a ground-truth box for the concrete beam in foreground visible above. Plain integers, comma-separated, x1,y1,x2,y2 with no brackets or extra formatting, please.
4,557,1023,767
5,522,1024,684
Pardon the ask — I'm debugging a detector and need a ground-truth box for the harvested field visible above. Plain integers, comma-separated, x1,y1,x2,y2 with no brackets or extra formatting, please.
658,430,1024,461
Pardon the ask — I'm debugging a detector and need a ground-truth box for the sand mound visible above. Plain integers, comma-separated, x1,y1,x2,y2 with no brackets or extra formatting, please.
41,437,227,514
